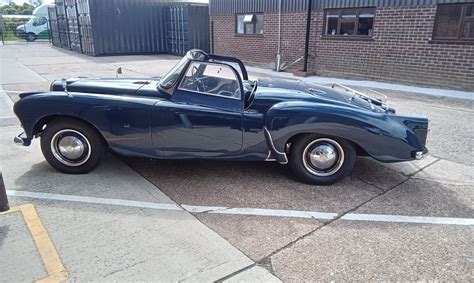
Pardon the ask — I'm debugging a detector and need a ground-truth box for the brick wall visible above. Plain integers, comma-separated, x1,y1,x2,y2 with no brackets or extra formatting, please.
211,5,474,91
211,12,308,70
311,5,474,91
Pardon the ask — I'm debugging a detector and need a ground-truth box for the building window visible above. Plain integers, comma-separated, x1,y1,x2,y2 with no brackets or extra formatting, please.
433,3,474,41
236,14,264,35
324,8,375,37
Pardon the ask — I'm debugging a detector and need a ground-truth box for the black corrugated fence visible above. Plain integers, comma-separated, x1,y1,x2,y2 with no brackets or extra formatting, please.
51,0,210,56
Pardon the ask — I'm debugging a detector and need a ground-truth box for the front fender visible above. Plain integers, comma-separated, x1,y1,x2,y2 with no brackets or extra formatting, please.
13,91,157,157
264,101,427,162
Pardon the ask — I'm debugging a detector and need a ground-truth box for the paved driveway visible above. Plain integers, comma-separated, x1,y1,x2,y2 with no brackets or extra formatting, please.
1,43,473,282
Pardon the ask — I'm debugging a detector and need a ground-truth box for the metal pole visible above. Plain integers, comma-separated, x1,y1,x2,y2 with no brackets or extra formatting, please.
275,0,282,71
210,20,214,54
0,170,10,212
303,0,312,72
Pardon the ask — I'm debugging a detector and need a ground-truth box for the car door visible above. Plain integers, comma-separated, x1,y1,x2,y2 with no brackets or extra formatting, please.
151,61,244,157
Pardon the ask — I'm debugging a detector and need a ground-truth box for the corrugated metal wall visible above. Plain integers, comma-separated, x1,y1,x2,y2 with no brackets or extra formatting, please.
65,0,81,52
209,0,474,15
77,0,94,55
55,0,70,49
52,0,209,56
167,4,210,55
48,6,61,47
87,0,168,55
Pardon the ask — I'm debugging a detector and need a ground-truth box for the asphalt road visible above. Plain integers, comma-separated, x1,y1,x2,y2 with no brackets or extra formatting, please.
1,43,473,282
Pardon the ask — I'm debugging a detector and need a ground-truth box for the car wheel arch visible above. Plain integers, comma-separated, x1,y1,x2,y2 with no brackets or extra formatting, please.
33,115,108,146
284,132,368,157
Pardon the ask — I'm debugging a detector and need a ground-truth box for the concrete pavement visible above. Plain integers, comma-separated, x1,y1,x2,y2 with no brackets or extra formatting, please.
1,43,473,282
0,44,281,282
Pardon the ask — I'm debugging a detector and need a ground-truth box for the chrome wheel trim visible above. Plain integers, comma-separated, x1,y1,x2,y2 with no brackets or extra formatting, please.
302,138,345,177
50,129,91,167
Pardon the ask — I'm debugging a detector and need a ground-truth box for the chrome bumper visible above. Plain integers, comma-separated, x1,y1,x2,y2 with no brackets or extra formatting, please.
415,148,429,160
14,132,31,146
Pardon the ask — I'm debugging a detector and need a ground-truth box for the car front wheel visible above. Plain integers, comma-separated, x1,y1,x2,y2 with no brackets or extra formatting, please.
40,118,105,174
289,135,356,185
27,33,36,42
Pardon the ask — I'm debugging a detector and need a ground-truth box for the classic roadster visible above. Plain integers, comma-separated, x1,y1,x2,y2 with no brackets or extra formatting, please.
13,50,428,185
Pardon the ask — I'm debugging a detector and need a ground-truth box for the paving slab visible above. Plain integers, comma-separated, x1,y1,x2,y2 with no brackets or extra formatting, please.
0,211,46,281
0,84,14,118
413,159,474,186
224,266,282,283
125,158,382,213
196,213,321,261
3,82,51,103
1,127,174,203
17,55,92,66
352,157,408,191
0,126,267,280
355,178,473,218
3,198,252,282
270,220,473,282
377,155,439,176
383,92,474,166
0,59,47,84
26,62,146,81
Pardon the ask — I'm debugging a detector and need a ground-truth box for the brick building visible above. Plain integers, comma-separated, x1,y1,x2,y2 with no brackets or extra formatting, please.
209,0,474,91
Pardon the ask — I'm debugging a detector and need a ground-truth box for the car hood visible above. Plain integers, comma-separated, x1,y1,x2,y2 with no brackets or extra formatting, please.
50,78,153,95
252,78,385,113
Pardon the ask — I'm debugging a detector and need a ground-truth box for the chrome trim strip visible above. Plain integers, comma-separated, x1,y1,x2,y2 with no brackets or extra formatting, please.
263,127,288,164
176,87,241,100
265,150,276,162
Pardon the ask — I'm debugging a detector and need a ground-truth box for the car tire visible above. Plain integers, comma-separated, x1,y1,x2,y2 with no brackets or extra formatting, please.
27,33,36,42
40,118,105,174
289,134,356,185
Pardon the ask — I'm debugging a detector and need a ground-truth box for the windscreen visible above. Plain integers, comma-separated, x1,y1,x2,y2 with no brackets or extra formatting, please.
159,56,189,88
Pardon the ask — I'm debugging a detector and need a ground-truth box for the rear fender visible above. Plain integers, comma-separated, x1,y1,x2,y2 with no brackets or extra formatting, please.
264,101,424,162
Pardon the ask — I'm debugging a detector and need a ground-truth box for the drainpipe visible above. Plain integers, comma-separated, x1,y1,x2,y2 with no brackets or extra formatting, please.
275,0,282,71
303,0,312,72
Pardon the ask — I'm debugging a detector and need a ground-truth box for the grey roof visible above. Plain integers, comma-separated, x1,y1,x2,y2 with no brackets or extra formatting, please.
210,0,474,15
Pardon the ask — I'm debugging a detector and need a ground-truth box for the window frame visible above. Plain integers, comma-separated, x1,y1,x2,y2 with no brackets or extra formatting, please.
432,3,474,42
322,7,376,39
177,61,242,101
235,13,264,36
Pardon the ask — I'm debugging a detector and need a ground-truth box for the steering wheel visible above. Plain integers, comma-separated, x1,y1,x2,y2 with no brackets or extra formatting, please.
245,81,258,107
190,65,205,92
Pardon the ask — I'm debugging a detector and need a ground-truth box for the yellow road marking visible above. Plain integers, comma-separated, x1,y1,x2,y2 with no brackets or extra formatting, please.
0,204,68,282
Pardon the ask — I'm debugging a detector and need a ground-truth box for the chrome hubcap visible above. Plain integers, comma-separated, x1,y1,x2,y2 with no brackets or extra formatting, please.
58,136,85,160
302,138,345,177
51,129,91,167
308,144,337,170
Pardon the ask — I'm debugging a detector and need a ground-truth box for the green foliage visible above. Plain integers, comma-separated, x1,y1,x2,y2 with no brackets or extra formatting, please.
0,3,36,15
1,17,30,41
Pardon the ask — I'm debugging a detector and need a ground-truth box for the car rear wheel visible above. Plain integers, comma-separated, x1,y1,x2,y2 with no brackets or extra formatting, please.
40,119,105,174
289,135,356,185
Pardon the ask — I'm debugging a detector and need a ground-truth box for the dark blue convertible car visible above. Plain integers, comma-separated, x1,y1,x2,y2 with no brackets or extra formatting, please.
13,50,428,185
